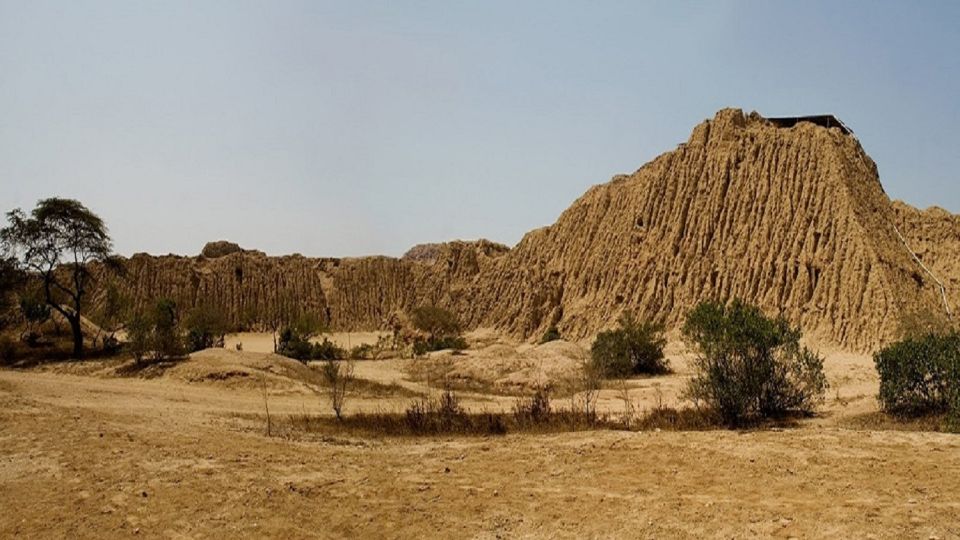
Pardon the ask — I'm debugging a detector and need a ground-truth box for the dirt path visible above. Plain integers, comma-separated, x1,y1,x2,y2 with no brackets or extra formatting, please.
1,366,959,539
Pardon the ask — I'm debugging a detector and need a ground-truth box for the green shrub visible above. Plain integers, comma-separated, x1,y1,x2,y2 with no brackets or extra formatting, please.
682,299,827,426
126,313,151,363
151,298,184,360
590,312,668,378
277,330,313,361
95,283,131,352
277,330,345,362
312,338,345,360
874,332,960,418
20,296,50,326
409,306,467,355
126,298,185,363
184,304,228,352
19,294,50,346
540,326,562,344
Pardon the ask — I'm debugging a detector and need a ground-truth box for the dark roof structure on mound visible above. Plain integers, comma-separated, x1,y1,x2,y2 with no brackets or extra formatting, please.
767,114,853,135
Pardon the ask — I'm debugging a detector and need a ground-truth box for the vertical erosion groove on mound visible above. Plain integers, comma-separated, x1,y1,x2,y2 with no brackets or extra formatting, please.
86,109,956,351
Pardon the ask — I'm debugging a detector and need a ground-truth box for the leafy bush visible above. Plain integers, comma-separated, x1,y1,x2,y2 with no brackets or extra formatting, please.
409,306,467,355
277,330,345,362
184,304,228,352
19,294,50,346
151,298,184,360
874,332,960,418
94,283,131,352
275,311,344,362
126,298,185,363
590,312,668,378
312,338,345,360
682,299,827,426
540,326,562,344
277,328,312,360
126,313,151,363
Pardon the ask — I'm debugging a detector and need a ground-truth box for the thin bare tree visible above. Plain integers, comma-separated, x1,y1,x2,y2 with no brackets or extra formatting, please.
321,358,355,421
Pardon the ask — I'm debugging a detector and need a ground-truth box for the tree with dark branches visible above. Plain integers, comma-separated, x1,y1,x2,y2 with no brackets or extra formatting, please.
1,198,114,358
0,255,25,330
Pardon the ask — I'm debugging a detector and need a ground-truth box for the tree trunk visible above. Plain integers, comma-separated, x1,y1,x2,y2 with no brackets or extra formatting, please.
69,315,83,359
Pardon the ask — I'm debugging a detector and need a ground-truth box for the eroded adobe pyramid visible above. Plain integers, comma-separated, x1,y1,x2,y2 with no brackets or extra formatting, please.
448,109,952,350
89,109,956,351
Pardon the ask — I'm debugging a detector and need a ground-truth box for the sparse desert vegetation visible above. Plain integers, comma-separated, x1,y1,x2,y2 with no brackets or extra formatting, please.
590,311,668,377
875,331,960,430
3,112,960,538
409,305,469,355
681,299,828,426
2,329,959,538
5,0,960,534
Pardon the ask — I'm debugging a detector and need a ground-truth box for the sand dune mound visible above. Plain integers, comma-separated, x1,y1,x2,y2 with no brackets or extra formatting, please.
412,340,588,395
164,349,322,392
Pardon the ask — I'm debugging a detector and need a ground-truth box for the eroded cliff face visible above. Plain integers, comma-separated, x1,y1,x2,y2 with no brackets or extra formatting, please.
451,109,952,350
88,240,509,332
891,201,960,315
88,109,958,351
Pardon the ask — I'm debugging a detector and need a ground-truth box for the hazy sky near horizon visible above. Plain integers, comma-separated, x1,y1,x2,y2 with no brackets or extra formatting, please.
2,1,959,257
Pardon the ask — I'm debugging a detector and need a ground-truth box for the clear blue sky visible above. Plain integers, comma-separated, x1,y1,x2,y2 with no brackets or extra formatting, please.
2,1,958,257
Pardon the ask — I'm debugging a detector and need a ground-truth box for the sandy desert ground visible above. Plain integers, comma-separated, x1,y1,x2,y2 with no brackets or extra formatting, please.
1,333,959,539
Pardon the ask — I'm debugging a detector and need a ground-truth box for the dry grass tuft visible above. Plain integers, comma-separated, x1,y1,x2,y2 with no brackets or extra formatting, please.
277,388,739,438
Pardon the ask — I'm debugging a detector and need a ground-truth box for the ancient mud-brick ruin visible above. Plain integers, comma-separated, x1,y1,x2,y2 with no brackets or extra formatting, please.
88,109,958,352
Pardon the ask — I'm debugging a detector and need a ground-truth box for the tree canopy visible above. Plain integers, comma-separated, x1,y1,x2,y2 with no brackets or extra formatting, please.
1,198,113,358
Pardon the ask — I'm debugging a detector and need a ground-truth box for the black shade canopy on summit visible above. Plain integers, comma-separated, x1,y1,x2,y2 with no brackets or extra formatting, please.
767,115,853,135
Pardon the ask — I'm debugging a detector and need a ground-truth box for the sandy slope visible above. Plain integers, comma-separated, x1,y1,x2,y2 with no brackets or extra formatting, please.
0,347,958,538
